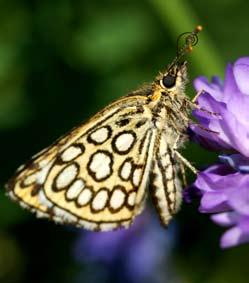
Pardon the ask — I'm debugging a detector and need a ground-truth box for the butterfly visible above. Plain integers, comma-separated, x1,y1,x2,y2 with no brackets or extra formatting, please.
6,26,202,231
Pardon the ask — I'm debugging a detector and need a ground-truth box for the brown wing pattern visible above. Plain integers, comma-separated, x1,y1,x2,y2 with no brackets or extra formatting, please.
150,132,182,226
6,127,82,218
6,95,157,231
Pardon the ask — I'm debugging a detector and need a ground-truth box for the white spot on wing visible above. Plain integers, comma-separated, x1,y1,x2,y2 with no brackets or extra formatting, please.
159,139,168,156
77,220,98,230
169,192,175,201
150,160,179,225
36,211,49,219
53,206,77,223
89,127,110,144
6,191,17,201
77,188,93,206
38,190,53,208
132,167,142,187
56,163,78,189
61,146,83,162
166,166,173,180
166,179,175,193
162,154,171,167
89,152,112,180
120,160,132,180
92,189,108,211
114,132,135,153
66,179,85,200
53,216,63,224
99,223,118,231
154,185,172,224
110,188,126,211
37,163,52,184
127,191,136,206
155,186,164,199
39,159,49,167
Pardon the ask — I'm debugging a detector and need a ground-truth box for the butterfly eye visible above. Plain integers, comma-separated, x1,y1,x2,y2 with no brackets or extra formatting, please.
161,75,176,88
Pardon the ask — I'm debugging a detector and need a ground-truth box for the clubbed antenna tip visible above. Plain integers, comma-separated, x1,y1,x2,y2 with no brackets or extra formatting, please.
168,25,203,70
195,25,203,33
178,25,203,55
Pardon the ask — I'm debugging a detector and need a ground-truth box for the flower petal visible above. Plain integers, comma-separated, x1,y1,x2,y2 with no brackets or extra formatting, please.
194,164,236,193
234,57,249,95
194,91,223,120
211,212,239,227
189,127,227,151
226,178,249,215
200,192,228,213
218,108,249,157
192,92,236,150
220,226,249,248
238,216,249,234
192,61,249,156
220,226,242,248
211,76,223,88
226,89,249,127
223,63,239,102
194,76,223,101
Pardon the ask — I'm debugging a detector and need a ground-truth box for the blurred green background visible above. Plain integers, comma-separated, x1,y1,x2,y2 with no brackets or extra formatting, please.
1,0,249,282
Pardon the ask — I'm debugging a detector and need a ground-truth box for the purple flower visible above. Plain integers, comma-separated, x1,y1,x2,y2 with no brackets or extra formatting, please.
189,57,249,248
73,211,178,283
191,57,249,156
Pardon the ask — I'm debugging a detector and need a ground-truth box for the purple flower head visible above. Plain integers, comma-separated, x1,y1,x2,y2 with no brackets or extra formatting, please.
191,57,249,156
189,57,249,248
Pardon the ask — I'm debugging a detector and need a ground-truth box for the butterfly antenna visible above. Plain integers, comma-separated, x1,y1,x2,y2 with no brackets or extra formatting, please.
168,25,202,70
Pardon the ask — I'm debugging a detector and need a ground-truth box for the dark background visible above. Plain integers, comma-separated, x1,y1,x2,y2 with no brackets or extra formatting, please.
1,1,249,282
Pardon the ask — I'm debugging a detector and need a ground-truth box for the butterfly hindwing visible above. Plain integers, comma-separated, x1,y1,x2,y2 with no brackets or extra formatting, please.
150,132,182,226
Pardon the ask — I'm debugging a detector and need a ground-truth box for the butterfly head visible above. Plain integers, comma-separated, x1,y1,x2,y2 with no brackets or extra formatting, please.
159,61,188,95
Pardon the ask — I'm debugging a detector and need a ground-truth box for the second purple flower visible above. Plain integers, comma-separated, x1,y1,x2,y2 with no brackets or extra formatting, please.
189,57,249,248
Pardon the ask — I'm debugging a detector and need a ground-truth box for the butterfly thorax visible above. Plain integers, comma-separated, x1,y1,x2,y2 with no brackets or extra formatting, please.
146,81,191,144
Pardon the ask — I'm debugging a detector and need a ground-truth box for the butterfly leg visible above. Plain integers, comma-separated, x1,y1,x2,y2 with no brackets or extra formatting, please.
182,95,221,135
179,161,187,187
172,136,198,174
191,89,204,103
190,123,219,134
174,150,198,174
187,91,221,117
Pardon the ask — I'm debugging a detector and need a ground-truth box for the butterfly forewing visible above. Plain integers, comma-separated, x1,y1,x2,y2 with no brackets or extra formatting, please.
7,95,157,231
6,131,80,218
